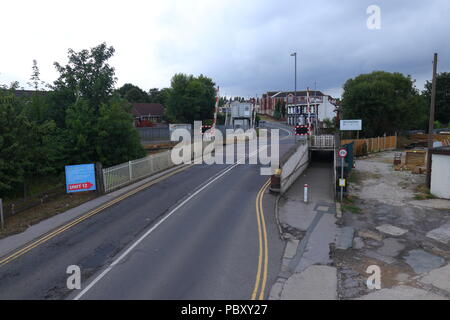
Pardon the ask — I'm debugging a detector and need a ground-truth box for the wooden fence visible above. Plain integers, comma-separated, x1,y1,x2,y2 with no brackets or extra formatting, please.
410,133,450,146
341,135,397,156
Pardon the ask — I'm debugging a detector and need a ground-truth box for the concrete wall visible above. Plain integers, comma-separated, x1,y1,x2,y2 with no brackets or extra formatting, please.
431,154,450,199
280,141,309,194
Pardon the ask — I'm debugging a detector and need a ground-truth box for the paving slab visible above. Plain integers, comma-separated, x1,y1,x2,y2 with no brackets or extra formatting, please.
353,237,365,249
295,213,337,272
279,199,317,232
420,264,450,293
268,279,286,300
356,285,447,300
403,249,445,274
426,223,450,245
377,238,405,257
364,250,396,264
336,227,355,250
280,265,337,300
284,240,299,259
375,224,408,237
409,199,450,210
358,229,383,242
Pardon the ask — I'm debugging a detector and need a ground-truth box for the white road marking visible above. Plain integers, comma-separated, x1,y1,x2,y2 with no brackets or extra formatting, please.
73,137,274,300
74,162,239,300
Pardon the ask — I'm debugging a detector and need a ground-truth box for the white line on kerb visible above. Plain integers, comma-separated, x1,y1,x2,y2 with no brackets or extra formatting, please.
74,140,270,300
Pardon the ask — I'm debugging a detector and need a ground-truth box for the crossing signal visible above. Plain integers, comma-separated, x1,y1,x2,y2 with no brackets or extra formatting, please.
295,125,309,136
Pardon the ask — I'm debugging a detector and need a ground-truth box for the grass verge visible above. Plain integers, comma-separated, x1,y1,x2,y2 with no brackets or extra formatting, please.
0,191,98,239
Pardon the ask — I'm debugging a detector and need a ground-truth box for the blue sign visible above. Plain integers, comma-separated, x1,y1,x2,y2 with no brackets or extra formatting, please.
65,164,97,193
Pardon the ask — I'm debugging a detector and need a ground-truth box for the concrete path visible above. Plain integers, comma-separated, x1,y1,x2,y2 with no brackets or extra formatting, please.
270,156,339,300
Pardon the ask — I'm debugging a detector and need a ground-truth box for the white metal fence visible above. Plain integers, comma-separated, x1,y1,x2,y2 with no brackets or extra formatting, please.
309,135,335,149
103,151,174,193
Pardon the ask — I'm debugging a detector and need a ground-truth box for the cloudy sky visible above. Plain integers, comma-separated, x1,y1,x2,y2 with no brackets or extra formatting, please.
0,0,449,98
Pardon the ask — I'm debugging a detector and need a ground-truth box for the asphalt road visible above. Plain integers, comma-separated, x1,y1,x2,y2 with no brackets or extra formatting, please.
0,121,295,300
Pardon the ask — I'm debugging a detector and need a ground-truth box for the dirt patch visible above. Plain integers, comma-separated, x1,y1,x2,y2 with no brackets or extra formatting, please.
336,151,450,299
0,191,98,238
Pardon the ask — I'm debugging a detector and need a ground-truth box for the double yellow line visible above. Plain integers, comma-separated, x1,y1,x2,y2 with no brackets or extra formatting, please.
251,178,271,300
0,165,193,267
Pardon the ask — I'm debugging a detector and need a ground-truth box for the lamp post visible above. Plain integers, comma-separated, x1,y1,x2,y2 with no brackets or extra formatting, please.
290,52,297,125
290,52,297,99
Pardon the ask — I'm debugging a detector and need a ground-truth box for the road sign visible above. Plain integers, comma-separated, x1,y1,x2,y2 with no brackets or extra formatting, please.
338,148,348,158
340,119,362,131
339,179,346,187
65,164,96,193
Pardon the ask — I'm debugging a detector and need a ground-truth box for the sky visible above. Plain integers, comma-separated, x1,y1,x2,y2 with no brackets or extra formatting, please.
0,0,449,99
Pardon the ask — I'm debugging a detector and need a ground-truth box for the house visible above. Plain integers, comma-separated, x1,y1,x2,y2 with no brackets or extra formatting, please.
130,103,165,127
259,90,337,126
226,101,255,129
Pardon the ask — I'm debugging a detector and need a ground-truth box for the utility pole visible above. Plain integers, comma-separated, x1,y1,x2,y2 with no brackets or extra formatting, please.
426,53,438,189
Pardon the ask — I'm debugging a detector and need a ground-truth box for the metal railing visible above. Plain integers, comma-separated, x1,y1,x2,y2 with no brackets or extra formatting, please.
309,135,335,149
103,151,174,193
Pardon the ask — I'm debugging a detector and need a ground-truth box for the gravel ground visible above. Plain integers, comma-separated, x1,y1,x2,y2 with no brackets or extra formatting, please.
334,150,450,300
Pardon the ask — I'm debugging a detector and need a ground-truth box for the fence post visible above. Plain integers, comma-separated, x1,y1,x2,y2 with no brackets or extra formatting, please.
395,132,398,149
0,198,4,230
95,162,105,195
128,161,133,182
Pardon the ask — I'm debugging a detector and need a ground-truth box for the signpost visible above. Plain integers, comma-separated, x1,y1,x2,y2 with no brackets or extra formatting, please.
338,148,348,202
340,120,362,131
65,164,96,193
340,119,362,139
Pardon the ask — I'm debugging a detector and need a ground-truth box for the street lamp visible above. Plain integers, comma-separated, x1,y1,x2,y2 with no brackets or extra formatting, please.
290,52,297,126
290,52,297,101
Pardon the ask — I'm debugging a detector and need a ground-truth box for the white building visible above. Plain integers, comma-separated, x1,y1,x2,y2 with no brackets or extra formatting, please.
226,101,255,130
431,147,450,199
259,90,337,126
285,92,337,126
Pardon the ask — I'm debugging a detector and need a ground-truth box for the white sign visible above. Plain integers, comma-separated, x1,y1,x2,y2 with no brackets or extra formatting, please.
340,119,362,131
339,148,348,158
339,179,346,187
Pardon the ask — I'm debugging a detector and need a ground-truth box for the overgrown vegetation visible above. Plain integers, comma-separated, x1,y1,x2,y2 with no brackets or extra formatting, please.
341,71,429,137
413,184,437,200
0,43,146,198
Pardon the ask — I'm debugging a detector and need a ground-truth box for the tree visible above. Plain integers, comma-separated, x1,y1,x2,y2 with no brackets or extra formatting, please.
165,73,216,123
341,71,427,137
273,100,282,120
280,101,286,118
64,99,97,164
95,97,145,167
0,89,30,195
424,72,450,126
148,88,169,105
116,83,149,103
27,59,46,91
53,42,117,112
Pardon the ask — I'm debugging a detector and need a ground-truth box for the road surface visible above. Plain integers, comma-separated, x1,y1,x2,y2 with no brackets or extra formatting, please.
0,122,295,300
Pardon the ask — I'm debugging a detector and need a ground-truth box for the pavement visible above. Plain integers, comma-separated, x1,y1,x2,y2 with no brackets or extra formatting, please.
269,149,450,300
0,121,293,300
269,153,339,300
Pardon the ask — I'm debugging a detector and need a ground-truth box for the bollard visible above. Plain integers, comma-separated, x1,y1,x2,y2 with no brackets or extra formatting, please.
304,184,308,203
